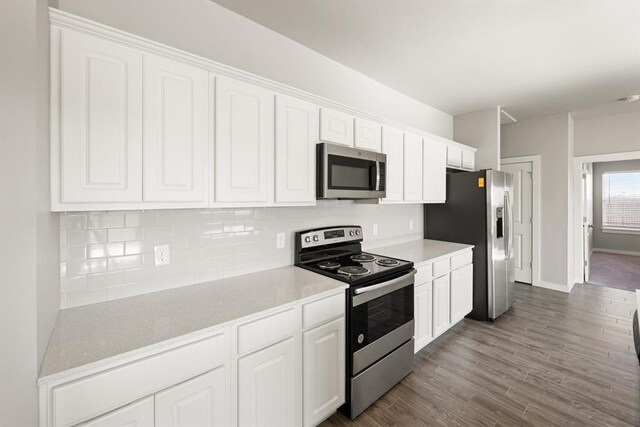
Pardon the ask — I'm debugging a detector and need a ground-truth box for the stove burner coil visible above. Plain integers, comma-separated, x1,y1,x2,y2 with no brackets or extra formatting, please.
318,261,341,270
351,254,376,262
338,266,371,277
376,258,400,267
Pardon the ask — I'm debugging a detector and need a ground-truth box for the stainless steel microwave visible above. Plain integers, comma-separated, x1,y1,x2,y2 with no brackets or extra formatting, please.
316,143,386,199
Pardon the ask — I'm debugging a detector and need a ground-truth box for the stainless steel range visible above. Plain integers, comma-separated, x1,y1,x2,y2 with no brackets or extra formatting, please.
295,226,415,419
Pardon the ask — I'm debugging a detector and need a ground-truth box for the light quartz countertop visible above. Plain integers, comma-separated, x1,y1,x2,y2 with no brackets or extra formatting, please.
39,266,346,382
370,239,474,267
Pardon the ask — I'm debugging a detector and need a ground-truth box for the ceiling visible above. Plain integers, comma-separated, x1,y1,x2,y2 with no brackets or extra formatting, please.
213,0,640,120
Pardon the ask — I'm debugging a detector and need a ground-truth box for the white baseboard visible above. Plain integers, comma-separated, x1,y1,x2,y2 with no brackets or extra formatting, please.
593,248,640,257
534,281,571,293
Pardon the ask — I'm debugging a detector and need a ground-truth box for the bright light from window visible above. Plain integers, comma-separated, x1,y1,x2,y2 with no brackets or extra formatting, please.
602,171,640,232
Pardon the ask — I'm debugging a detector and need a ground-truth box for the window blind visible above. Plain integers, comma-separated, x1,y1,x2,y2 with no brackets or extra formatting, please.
602,171,640,231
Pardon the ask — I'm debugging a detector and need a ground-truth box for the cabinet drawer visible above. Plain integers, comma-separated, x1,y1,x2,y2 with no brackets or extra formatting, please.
303,292,345,330
432,259,450,278
451,251,473,270
415,264,432,285
237,308,297,356
52,332,228,427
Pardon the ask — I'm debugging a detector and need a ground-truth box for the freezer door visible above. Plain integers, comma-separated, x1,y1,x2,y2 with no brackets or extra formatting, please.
486,171,508,320
504,172,516,310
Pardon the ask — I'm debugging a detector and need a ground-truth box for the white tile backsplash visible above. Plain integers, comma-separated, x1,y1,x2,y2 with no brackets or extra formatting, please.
58,201,424,308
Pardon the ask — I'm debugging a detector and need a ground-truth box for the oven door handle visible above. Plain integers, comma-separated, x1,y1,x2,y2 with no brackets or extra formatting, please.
353,269,416,306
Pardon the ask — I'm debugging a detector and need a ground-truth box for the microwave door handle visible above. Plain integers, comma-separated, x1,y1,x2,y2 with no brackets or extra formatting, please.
375,160,381,191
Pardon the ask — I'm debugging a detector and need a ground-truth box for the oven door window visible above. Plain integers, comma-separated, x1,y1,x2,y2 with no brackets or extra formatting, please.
328,155,376,191
351,285,414,352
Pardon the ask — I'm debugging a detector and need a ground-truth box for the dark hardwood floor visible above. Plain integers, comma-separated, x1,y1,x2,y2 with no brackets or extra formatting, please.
322,283,640,426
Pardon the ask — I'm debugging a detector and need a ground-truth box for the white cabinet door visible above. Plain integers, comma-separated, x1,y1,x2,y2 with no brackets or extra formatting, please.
238,337,300,427
319,108,353,146
354,118,381,152
381,126,404,202
275,95,317,204
155,367,229,427
462,149,475,170
446,145,462,169
215,76,274,203
403,132,423,202
414,281,433,353
59,30,142,203
433,274,451,337
423,137,446,203
302,317,345,427
79,396,154,427
451,263,473,323
143,55,208,203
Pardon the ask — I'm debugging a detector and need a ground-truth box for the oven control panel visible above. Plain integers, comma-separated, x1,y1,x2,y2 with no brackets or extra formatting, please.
299,226,362,249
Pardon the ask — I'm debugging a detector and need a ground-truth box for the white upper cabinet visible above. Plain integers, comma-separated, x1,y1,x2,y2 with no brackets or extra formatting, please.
143,55,208,204
403,132,423,202
423,137,446,203
238,338,300,427
319,108,354,146
155,368,229,427
354,118,382,152
215,76,275,203
275,95,317,204
446,145,463,169
58,30,143,204
381,126,404,202
462,148,475,170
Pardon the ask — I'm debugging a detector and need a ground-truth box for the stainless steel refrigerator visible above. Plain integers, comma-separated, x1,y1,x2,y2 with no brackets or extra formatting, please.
425,170,515,321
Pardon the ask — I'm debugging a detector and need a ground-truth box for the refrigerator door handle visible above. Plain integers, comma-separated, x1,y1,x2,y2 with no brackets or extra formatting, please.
504,193,512,260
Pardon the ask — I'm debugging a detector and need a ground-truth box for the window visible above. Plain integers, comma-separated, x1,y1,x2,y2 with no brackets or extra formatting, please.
602,171,640,233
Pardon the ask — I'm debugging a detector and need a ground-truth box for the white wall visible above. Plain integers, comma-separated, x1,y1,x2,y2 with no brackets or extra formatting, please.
574,110,640,157
1,0,58,425
453,106,501,170
55,0,453,139
592,159,640,254
501,113,573,290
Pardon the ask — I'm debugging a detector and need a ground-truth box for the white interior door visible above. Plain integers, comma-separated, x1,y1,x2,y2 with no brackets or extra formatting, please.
582,163,594,282
501,162,533,284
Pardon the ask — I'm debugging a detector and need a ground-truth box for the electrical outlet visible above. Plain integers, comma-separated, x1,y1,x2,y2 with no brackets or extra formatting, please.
276,232,285,249
372,224,378,236
409,219,414,231
154,244,171,266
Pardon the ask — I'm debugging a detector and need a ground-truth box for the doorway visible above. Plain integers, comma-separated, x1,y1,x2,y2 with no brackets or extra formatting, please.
501,155,541,287
573,151,640,291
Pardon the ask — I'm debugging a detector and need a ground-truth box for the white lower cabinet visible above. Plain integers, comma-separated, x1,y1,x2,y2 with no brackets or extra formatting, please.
40,291,346,427
79,397,154,427
414,281,433,351
451,263,474,323
414,250,474,353
238,337,300,427
433,274,451,338
303,317,345,427
155,368,229,427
